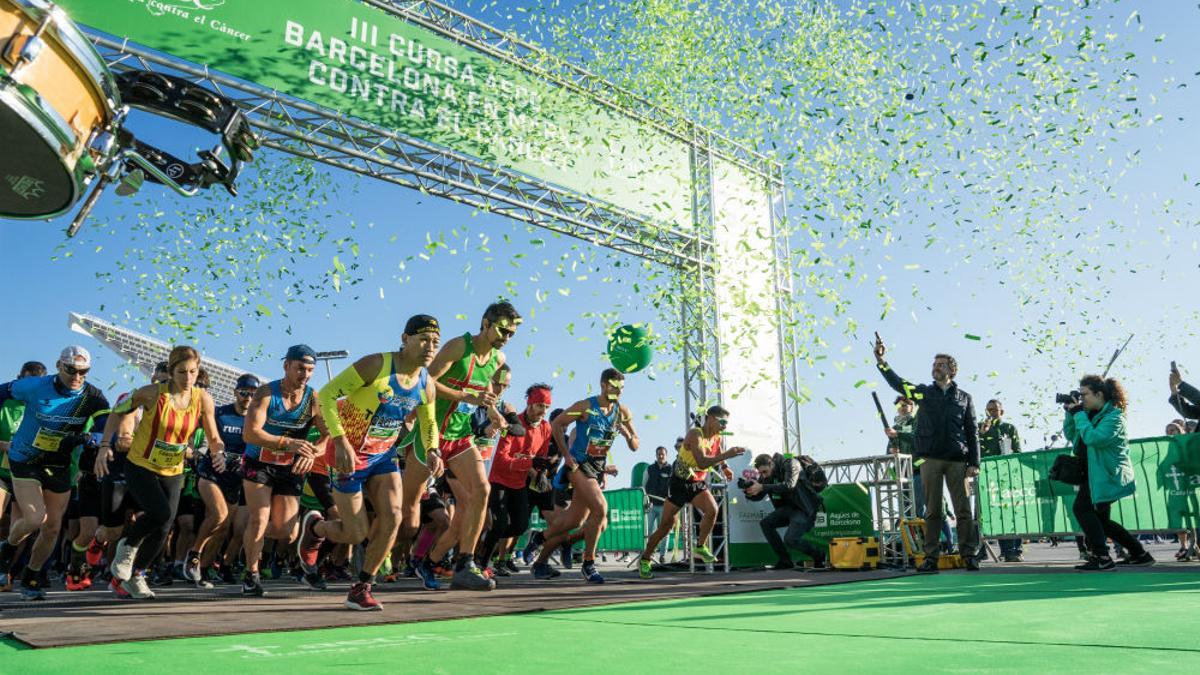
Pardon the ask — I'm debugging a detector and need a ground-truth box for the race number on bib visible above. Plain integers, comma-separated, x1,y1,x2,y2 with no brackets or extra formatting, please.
147,439,187,470
32,428,67,452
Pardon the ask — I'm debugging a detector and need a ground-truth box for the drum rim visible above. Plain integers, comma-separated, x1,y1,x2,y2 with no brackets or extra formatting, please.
0,83,84,219
8,0,120,109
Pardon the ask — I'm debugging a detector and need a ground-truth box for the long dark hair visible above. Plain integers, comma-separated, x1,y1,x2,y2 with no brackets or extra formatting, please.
1079,374,1128,411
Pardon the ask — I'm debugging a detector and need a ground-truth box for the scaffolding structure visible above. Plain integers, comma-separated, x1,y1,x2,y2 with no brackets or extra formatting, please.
679,481,732,573
820,454,915,568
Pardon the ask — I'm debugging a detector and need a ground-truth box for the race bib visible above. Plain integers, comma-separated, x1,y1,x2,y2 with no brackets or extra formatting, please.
32,428,67,452
477,435,498,461
258,446,295,465
147,439,187,470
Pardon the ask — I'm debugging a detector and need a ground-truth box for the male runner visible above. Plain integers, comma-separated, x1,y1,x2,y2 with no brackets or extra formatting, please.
0,347,110,599
240,345,327,597
0,362,46,552
186,374,260,583
479,383,552,575
298,314,441,610
639,406,746,579
407,302,521,591
532,369,639,583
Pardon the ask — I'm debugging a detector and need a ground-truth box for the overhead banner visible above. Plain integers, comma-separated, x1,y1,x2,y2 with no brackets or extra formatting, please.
979,434,1200,536
62,0,693,228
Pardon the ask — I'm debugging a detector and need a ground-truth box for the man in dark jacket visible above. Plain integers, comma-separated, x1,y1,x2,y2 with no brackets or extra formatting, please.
745,453,825,570
874,334,981,572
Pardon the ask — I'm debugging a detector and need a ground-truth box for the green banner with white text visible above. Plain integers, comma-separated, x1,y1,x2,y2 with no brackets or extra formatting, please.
979,434,1200,536
61,0,693,228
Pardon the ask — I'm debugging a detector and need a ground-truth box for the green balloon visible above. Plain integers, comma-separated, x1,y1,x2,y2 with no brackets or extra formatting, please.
608,324,653,374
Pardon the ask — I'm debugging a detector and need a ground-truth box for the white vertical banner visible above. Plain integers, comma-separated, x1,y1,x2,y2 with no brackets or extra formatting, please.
711,158,785,545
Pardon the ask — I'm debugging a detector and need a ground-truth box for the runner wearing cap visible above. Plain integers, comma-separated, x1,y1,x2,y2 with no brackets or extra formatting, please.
478,384,553,575
532,369,639,584
297,315,441,610
408,302,522,592
239,345,328,597
0,347,110,599
185,373,260,584
96,346,223,599
0,362,47,551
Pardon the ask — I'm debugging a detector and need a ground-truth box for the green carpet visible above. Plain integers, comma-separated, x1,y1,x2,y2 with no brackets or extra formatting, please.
3,572,1197,673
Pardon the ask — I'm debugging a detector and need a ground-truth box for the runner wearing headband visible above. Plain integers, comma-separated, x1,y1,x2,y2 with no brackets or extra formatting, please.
297,314,441,610
532,369,639,584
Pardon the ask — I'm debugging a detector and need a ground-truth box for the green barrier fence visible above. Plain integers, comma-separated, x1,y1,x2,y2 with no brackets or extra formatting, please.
523,487,647,553
979,434,1200,536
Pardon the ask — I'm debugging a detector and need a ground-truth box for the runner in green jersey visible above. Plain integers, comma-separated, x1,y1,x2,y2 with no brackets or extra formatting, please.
404,301,521,592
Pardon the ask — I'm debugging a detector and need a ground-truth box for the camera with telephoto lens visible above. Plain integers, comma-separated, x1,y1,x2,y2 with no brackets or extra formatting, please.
737,468,760,490
1055,390,1081,405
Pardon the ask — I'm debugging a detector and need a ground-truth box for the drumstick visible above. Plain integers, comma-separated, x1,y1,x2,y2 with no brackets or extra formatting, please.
871,392,890,431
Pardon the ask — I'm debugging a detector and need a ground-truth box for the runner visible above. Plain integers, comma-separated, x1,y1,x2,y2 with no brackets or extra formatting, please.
638,406,745,579
63,415,107,591
240,345,327,597
407,302,522,592
297,314,441,611
532,369,640,583
478,383,553,575
0,361,47,569
187,374,259,584
97,346,223,599
0,348,109,600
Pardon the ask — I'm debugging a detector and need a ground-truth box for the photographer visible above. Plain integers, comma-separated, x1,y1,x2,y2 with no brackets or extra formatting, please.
1062,375,1153,570
744,453,825,570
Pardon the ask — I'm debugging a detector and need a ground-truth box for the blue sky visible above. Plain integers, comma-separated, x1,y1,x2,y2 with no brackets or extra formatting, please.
2,1,1199,480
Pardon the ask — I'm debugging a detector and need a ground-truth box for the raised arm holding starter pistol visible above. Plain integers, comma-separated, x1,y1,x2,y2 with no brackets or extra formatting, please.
874,333,981,572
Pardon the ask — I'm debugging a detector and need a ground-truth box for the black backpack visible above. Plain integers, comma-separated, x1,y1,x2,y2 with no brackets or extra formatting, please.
798,455,828,493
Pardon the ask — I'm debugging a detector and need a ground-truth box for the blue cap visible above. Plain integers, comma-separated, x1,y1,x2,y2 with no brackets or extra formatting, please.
283,344,317,364
235,373,261,390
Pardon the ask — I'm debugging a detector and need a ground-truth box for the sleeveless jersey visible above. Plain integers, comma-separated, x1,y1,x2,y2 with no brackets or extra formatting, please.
674,432,722,482
213,403,247,455
326,353,428,471
244,380,316,465
127,384,203,477
568,396,621,463
433,332,500,442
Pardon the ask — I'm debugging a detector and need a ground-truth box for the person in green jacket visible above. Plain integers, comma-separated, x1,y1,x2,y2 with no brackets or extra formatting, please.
1063,375,1154,570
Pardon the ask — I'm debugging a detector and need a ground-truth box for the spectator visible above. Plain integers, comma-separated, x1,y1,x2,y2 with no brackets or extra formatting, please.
884,396,952,553
874,335,981,572
745,453,825,570
641,445,673,563
1064,375,1153,569
979,399,1023,562
1168,365,1200,420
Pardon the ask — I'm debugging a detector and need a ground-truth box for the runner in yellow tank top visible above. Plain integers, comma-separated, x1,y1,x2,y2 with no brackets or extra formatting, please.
95,346,223,599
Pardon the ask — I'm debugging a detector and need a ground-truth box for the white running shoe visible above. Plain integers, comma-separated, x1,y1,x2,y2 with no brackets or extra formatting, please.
121,571,156,599
110,538,139,582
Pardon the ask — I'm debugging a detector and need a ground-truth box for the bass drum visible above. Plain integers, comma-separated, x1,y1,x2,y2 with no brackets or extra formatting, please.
0,0,118,218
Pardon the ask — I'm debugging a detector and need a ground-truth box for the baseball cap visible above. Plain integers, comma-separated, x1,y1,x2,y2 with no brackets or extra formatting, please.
236,373,262,390
404,314,440,337
283,344,317,364
59,345,92,368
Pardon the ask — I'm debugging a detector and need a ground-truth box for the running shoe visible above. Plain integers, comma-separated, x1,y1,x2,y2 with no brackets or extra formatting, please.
581,561,604,584
492,565,511,577
109,576,131,599
402,561,417,578
296,510,325,573
481,567,496,580
521,533,542,566
184,551,203,583
414,557,441,591
345,582,383,611
1074,556,1116,571
65,572,91,591
172,561,188,581
532,562,561,580
1115,552,1156,566
693,544,718,564
109,538,138,582
242,571,266,597
432,561,455,580
148,564,174,587
301,570,328,591
121,571,156,599
638,559,654,580
192,578,214,590
85,537,104,568
450,561,496,591
504,559,520,574
378,555,393,578
19,575,46,601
